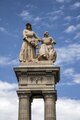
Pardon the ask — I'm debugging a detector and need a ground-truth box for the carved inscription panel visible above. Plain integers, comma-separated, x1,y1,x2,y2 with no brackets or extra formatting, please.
19,75,55,86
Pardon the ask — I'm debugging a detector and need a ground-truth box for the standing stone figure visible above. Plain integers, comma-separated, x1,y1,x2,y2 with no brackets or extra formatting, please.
19,23,40,62
38,31,57,62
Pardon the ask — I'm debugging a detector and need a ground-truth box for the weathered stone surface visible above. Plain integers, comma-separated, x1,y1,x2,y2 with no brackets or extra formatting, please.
19,23,57,63
44,93,56,120
14,64,60,120
38,31,57,62
19,23,40,62
15,22,60,120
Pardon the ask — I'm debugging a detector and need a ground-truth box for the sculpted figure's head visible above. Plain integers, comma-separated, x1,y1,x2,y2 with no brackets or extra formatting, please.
44,31,49,37
26,23,32,30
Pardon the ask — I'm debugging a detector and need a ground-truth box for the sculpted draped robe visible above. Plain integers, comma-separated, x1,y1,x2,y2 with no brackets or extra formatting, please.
19,29,40,62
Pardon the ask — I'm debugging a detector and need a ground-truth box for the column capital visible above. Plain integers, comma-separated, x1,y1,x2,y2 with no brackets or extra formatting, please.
17,91,31,99
43,90,57,101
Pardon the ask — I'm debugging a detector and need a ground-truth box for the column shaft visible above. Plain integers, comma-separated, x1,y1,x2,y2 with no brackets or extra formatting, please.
18,93,30,120
44,94,56,120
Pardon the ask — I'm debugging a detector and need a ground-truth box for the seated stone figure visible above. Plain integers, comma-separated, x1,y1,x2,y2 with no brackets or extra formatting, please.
38,31,57,62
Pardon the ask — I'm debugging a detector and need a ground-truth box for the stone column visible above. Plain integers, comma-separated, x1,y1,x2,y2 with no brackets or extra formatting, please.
44,93,56,120
17,92,31,120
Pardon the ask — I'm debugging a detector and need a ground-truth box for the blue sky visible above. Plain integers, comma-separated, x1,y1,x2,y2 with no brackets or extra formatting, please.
0,0,80,120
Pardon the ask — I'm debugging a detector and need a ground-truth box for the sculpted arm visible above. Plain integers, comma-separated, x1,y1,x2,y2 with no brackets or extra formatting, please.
50,37,56,45
22,29,31,43
23,29,27,40
33,32,41,41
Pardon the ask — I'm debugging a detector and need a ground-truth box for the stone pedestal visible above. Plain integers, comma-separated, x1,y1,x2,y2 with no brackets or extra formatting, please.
14,64,60,120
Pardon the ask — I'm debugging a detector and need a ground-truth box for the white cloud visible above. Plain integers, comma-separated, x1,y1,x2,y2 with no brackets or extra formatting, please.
64,16,72,21
26,4,36,10
50,15,59,21
63,68,74,76
56,44,80,84
0,81,17,90
32,99,44,120
56,43,80,64
56,0,64,3
0,27,7,33
0,81,18,120
56,98,80,120
48,10,63,16
41,22,52,28
0,56,19,66
62,68,80,84
0,81,80,120
58,82,75,86
56,0,71,3
46,10,63,22
73,74,80,84
65,25,76,33
34,16,42,22
19,10,32,20
71,2,80,9
60,5,64,10
19,9,62,26
28,98,80,120
74,32,80,39
65,24,80,33
76,15,80,20
19,9,63,26
19,10,42,23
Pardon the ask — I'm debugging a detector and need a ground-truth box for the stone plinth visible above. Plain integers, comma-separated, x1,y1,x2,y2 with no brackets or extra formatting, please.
14,64,60,120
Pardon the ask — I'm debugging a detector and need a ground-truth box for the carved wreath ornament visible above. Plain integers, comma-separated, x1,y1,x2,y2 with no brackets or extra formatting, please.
30,76,43,84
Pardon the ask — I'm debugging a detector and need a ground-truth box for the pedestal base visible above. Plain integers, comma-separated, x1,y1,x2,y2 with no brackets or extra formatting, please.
14,64,60,120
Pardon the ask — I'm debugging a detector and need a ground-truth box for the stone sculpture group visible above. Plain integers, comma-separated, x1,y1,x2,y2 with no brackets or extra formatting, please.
19,23,57,63
14,23,60,120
